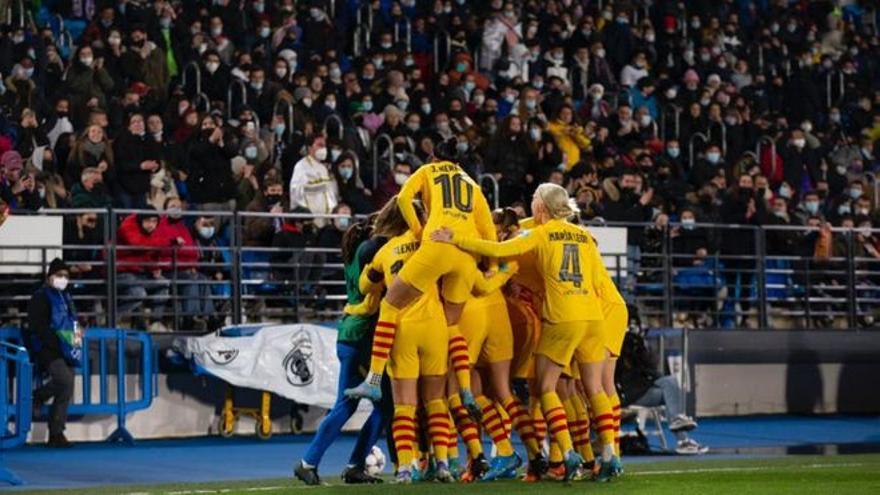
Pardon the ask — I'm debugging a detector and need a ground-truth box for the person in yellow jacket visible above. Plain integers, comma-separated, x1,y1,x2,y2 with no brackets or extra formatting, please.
547,104,591,170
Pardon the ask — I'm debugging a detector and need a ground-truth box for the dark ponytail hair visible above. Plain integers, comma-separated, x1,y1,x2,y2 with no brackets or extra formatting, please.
341,213,376,265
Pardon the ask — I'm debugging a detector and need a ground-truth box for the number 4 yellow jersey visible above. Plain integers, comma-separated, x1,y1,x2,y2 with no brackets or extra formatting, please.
454,218,608,324
397,161,496,242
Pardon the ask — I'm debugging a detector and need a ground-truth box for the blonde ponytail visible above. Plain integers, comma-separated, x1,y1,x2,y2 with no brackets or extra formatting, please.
535,183,580,220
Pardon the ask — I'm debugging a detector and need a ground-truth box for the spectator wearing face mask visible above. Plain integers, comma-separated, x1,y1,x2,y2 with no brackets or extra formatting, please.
114,113,162,209
689,144,724,189
547,104,591,170
765,196,798,256
186,116,238,210
372,161,413,210
781,129,820,194
290,134,338,225
314,203,352,298
64,47,115,118
244,177,287,247
114,209,171,332
333,152,373,214
0,150,40,210
4,61,41,118
485,115,532,207
26,258,79,448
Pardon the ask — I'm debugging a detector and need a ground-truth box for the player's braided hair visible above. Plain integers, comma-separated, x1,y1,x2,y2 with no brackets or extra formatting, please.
535,183,580,220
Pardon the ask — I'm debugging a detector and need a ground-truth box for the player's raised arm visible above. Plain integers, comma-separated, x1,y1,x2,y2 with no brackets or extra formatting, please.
432,226,539,258
396,167,426,238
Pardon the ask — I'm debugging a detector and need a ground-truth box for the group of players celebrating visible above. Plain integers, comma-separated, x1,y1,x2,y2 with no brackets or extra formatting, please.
297,141,628,484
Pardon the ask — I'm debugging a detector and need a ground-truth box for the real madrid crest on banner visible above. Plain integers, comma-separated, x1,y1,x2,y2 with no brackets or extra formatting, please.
283,329,314,386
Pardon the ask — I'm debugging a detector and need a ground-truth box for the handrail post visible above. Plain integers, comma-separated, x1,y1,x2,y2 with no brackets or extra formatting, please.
323,114,344,141
846,231,857,328
755,227,768,328
108,209,117,328
171,248,179,331
227,80,248,120
231,211,242,325
662,225,673,327
182,61,202,96
372,133,393,190
688,132,708,166
478,174,500,209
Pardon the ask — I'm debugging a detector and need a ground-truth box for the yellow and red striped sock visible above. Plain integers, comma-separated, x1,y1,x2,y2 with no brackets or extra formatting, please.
541,392,574,455
609,393,622,457
426,399,451,463
562,397,589,460
496,402,512,437
447,329,471,391
447,410,460,461
589,392,616,458
367,300,400,383
530,399,547,447
449,394,482,457
392,404,417,469
501,396,540,457
549,439,563,464
570,395,594,462
476,395,514,456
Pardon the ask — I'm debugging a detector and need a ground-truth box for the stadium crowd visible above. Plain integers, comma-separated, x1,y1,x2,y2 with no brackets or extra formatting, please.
2,0,880,328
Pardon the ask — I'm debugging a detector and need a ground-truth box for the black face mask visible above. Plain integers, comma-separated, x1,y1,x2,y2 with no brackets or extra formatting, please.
265,194,283,206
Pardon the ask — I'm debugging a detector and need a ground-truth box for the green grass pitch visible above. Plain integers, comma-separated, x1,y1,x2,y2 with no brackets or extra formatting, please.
16,453,880,495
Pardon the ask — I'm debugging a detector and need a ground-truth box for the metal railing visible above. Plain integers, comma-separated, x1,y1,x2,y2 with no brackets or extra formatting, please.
0,326,156,444
227,80,248,119
0,340,31,485
3,211,880,332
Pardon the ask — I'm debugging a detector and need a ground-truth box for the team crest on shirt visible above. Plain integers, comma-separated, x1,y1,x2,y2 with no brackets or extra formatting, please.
283,330,315,386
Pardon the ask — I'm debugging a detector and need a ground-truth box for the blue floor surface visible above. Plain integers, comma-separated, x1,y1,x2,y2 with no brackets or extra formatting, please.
3,415,879,491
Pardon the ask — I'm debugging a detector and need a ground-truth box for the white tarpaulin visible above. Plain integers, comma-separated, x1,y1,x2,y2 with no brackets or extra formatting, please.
177,324,340,409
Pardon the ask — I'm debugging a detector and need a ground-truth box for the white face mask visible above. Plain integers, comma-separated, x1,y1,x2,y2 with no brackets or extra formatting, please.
198,226,215,239
205,61,220,73
394,172,409,186
51,276,69,291
314,147,328,161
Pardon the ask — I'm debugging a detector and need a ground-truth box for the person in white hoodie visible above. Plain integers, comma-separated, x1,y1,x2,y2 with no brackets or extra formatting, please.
289,134,338,226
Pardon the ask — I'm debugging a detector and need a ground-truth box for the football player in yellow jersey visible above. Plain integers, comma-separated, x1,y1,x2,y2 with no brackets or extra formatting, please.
357,199,455,484
346,142,495,419
581,231,629,481
431,183,620,481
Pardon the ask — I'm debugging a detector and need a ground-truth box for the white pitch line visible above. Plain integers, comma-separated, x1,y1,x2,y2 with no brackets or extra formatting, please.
632,462,867,476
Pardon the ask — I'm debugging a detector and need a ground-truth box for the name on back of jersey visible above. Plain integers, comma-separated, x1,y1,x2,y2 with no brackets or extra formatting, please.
548,230,590,244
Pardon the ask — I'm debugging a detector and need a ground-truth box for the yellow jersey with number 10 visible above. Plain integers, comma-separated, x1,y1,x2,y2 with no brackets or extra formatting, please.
454,218,605,324
397,161,496,242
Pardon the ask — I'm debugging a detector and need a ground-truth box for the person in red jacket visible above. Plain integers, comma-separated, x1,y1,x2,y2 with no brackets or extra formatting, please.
154,197,216,331
115,208,170,332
